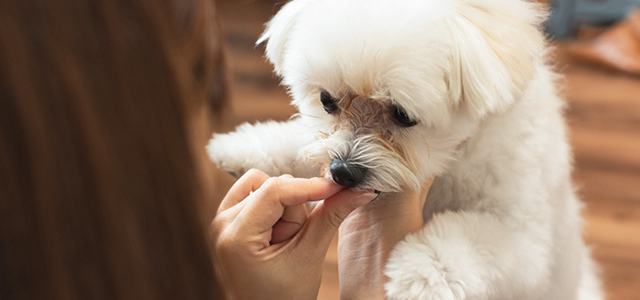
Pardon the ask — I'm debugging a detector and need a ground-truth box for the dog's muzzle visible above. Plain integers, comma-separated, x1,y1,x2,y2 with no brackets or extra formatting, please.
330,158,367,188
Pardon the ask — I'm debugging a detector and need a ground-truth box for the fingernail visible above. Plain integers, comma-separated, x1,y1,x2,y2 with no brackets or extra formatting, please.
352,192,379,206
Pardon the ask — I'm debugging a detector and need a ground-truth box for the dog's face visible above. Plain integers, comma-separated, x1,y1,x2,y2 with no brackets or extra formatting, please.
259,0,546,192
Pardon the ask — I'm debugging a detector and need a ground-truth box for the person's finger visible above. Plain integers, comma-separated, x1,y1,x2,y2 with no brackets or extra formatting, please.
302,188,379,251
235,177,344,237
267,174,307,244
217,174,297,222
217,169,270,214
270,203,308,244
268,174,308,244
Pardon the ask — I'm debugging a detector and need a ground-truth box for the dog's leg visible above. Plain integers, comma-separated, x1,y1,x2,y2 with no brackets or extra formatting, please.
384,209,557,300
207,118,319,178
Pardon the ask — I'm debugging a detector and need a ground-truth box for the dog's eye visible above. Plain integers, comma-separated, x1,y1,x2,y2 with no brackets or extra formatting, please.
393,106,418,127
320,91,339,114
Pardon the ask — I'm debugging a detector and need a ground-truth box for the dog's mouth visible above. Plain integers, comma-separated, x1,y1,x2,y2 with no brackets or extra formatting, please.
327,159,381,196
325,158,407,194
317,148,419,193
308,131,421,193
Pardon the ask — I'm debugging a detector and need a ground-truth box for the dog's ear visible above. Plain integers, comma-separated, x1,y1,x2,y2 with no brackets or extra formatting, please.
446,2,547,117
257,0,309,76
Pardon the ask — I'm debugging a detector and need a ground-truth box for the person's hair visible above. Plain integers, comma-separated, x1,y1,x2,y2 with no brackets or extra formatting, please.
0,0,226,298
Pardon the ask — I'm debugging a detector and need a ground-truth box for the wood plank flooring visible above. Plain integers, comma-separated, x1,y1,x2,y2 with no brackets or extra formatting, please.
214,1,640,299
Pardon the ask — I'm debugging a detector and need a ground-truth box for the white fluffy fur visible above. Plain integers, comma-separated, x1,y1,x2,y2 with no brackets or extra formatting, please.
207,0,603,299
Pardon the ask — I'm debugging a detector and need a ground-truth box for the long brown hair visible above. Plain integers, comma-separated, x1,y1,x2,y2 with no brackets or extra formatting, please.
0,0,226,298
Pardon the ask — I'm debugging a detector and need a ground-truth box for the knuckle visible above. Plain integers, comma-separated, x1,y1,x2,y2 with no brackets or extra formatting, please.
260,177,282,194
243,168,266,181
213,228,237,257
211,212,231,235
298,179,313,199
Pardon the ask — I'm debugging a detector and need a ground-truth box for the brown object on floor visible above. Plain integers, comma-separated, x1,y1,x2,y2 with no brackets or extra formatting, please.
566,9,640,75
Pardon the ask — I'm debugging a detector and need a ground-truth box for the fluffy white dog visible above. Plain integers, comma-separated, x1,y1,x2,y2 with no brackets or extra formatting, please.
208,0,604,299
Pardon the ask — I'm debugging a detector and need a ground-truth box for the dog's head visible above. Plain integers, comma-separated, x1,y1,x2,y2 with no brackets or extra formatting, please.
259,0,547,192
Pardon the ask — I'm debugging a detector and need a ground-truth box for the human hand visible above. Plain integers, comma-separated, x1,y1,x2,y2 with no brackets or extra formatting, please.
210,169,378,300
338,178,435,299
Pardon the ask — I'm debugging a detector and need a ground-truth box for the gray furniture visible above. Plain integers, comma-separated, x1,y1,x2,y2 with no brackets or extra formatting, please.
546,0,640,38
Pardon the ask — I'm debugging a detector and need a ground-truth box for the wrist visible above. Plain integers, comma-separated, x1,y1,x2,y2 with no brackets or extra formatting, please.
337,192,426,299
341,192,425,236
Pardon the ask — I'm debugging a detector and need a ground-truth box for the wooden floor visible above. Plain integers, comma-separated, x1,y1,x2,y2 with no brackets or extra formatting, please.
214,1,640,299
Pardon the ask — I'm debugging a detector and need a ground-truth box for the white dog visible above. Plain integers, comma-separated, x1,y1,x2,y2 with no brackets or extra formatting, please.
207,0,603,299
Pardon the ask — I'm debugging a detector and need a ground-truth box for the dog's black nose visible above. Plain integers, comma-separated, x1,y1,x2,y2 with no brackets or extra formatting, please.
330,159,367,188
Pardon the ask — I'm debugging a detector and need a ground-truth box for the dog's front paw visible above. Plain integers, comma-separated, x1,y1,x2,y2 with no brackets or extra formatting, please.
206,133,250,177
206,121,308,177
385,255,468,300
384,225,488,300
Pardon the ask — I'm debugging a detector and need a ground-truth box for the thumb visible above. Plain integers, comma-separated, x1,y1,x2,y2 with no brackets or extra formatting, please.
303,189,379,249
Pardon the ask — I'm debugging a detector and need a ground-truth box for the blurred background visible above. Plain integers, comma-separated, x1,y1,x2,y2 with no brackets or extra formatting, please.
212,0,640,299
